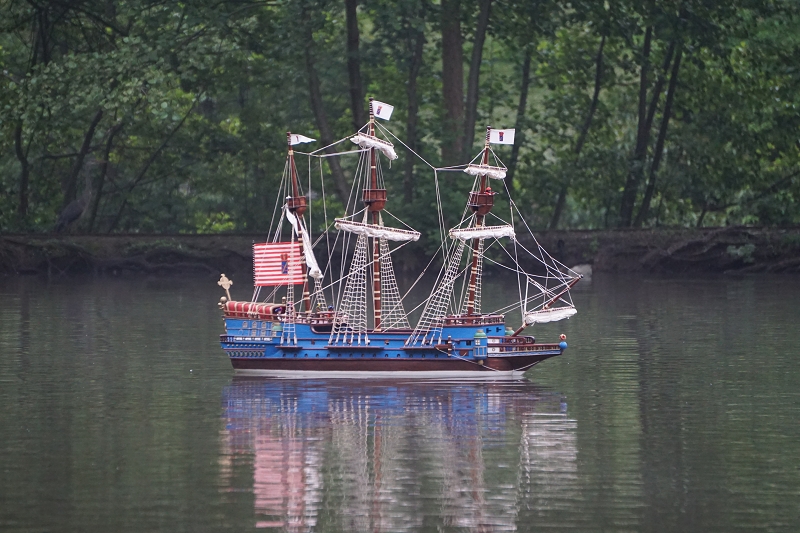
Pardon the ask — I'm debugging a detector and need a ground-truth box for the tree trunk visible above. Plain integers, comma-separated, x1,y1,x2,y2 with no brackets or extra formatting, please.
644,40,676,138
440,0,464,165
505,48,532,196
34,7,52,65
345,0,365,130
618,26,652,227
404,27,425,203
549,35,605,230
463,0,492,158
634,44,682,227
62,108,104,210
304,32,351,206
697,201,707,228
14,122,31,219
88,122,123,233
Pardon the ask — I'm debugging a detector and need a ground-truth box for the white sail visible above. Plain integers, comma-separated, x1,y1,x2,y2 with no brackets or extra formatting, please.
463,164,507,180
285,206,323,279
335,219,420,242
524,307,577,325
449,224,515,241
350,133,398,160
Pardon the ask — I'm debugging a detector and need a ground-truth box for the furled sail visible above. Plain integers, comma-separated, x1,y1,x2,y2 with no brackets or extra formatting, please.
284,206,323,279
350,133,398,160
524,307,577,325
449,224,515,241
463,164,507,180
335,219,420,242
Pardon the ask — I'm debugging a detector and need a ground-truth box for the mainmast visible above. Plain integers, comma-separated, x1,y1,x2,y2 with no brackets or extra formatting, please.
465,126,494,315
363,98,388,330
285,131,312,313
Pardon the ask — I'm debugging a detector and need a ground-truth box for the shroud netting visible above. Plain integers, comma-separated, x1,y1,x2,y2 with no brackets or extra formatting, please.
407,239,467,346
330,233,370,345
379,236,411,330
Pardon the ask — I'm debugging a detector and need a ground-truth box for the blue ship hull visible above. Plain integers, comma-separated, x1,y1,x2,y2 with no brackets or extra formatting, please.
220,315,565,378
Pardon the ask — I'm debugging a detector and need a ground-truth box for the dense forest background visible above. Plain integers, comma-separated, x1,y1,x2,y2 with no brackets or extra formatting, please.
1,0,799,237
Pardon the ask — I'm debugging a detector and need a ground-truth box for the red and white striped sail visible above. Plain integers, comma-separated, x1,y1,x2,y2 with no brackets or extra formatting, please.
253,242,306,286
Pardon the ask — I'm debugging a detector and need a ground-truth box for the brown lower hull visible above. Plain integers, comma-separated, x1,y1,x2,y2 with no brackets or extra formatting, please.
230,353,557,373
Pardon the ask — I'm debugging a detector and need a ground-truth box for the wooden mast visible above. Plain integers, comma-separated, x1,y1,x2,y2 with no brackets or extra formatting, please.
286,132,312,313
466,126,493,316
363,98,387,330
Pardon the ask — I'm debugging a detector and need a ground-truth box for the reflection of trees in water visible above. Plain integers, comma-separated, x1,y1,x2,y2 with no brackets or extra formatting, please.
219,379,578,532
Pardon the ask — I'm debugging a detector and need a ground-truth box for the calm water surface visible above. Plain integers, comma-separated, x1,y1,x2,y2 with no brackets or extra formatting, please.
0,273,798,532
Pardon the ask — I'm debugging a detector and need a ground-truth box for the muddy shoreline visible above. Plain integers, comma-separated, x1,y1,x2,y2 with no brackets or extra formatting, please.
2,226,800,278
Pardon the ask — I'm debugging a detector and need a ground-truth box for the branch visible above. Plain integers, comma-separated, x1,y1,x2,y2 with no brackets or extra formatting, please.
107,98,198,232
61,108,104,209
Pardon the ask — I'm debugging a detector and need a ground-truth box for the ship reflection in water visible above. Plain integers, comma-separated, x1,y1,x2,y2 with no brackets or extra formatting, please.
219,378,577,531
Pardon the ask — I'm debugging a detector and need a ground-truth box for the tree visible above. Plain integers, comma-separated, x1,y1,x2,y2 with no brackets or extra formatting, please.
440,0,464,165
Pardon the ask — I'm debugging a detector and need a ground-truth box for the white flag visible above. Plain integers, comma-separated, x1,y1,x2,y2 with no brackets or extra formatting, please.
489,128,515,145
372,100,394,120
289,134,316,145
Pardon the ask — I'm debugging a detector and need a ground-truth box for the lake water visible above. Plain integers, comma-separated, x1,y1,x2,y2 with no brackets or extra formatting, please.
1,273,799,532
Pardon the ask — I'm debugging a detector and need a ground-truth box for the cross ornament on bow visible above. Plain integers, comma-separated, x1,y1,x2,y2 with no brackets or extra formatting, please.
218,273,233,300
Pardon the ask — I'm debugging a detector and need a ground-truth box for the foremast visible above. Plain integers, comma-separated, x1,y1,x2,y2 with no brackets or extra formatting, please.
285,132,325,314
408,126,512,347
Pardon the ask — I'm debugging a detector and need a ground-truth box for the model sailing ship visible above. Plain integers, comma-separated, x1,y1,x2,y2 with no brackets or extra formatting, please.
217,98,580,377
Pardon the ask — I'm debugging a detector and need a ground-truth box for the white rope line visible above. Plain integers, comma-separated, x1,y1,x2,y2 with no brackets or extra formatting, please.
376,147,386,184
433,169,451,261
511,193,524,323
347,147,368,214
403,259,471,320
456,242,470,314
381,208,419,232
311,233,417,297
439,346,501,371
482,297,523,319
370,122,493,276
317,156,336,306
295,148,368,158
488,147,507,168
502,178,580,278
509,235,576,286
310,220,336,248
305,154,312,249
308,134,355,155
395,240,447,318
374,121,436,169
451,263,472,315
482,250,574,307
267,157,290,242
493,237,575,287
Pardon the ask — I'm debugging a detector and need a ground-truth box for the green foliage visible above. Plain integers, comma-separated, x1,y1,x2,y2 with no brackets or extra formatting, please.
1,0,798,237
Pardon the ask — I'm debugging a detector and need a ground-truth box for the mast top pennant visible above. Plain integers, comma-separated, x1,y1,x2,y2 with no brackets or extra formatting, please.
489,128,515,145
372,100,394,121
289,134,316,146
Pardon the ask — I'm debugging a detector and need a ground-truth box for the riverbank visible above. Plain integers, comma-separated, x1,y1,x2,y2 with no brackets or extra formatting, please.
2,226,800,277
